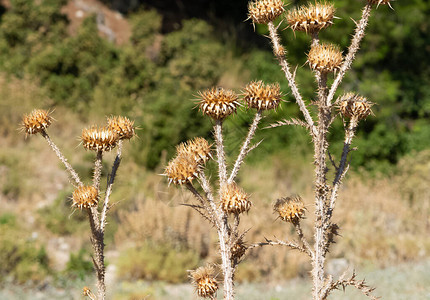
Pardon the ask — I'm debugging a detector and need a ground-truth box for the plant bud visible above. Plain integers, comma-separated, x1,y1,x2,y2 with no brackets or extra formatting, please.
307,43,343,73
243,80,282,110
286,3,335,33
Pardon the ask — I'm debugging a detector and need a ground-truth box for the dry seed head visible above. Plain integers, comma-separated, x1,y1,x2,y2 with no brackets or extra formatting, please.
164,154,200,185
243,80,282,110
248,0,285,24
176,137,212,165
72,185,98,209
274,195,306,223
81,126,119,152
22,109,52,135
107,116,135,140
286,2,335,33
338,92,374,120
198,87,240,120
307,43,343,73
231,238,247,261
189,265,218,298
220,183,251,215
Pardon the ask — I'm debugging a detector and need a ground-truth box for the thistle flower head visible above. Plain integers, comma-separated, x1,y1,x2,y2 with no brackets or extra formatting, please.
22,109,52,135
107,116,135,140
81,126,119,152
248,0,285,25
274,195,306,223
72,185,99,209
198,87,240,120
338,92,374,121
189,265,218,298
220,183,251,215
307,43,343,73
176,137,212,165
243,80,283,110
286,2,335,33
164,154,201,185
231,238,247,261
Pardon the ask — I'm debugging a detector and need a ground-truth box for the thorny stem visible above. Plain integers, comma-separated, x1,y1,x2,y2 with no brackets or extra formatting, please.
267,21,317,138
100,140,123,233
218,222,235,300
93,150,103,192
40,130,82,187
313,71,330,300
328,118,358,214
186,181,218,227
88,207,105,300
228,110,263,184
294,222,314,259
249,238,309,255
327,4,373,105
214,119,228,188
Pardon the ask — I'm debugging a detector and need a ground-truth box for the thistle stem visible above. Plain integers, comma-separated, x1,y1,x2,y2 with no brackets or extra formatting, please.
228,110,263,184
327,4,373,104
267,21,317,137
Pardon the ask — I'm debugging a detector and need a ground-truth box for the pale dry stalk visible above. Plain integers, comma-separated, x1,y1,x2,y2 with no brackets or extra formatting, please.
327,3,373,104
228,110,263,184
267,21,317,137
214,119,228,188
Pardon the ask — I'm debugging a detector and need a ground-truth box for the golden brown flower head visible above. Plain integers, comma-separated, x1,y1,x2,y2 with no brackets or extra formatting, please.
176,137,212,165
248,0,285,24
198,87,240,120
164,154,201,185
72,185,98,209
338,92,374,121
81,126,119,152
22,109,52,135
231,238,247,262
307,43,343,73
243,81,282,110
220,183,251,215
107,116,135,140
189,265,218,298
286,2,335,33
274,195,306,223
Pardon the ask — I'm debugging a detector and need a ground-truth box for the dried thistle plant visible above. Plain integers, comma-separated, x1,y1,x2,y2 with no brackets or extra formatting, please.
246,0,391,299
164,83,282,298
22,110,136,300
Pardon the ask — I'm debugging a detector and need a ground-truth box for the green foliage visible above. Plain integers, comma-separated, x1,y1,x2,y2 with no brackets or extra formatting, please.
0,0,428,169
65,248,93,280
117,241,200,283
0,213,50,283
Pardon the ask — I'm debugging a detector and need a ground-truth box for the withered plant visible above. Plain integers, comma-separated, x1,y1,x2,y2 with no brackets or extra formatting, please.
22,109,135,300
164,83,282,298
246,0,393,299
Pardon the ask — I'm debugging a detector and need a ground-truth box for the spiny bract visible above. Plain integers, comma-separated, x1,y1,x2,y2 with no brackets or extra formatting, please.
307,43,343,73
274,195,306,223
107,116,135,140
248,0,285,24
220,183,252,215
243,80,282,110
338,92,374,121
81,126,119,152
198,87,240,120
22,109,52,135
189,265,218,298
286,2,335,33
72,185,99,209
